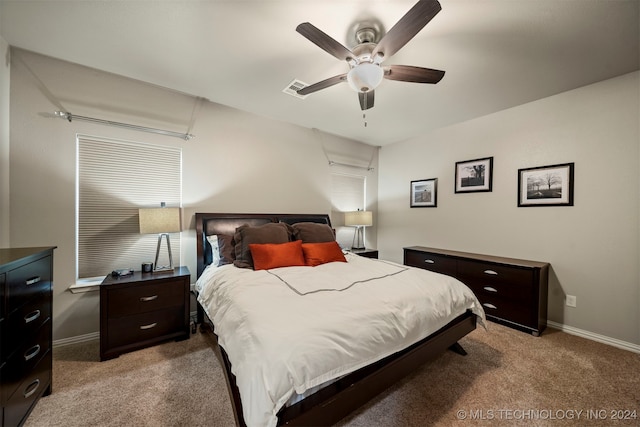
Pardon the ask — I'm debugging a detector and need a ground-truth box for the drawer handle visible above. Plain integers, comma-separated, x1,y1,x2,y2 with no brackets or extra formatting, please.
140,295,158,302
483,270,498,276
482,303,497,310
424,259,435,264
23,379,41,399
26,276,41,285
483,287,498,293
24,310,42,324
140,322,158,330
24,344,41,361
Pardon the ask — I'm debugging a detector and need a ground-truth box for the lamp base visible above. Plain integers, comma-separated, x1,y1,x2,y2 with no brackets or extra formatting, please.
351,226,366,251
153,233,175,273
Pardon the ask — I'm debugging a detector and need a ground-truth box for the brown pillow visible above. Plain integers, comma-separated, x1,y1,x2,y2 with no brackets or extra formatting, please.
234,222,292,269
291,222,335,243
217,234,235,265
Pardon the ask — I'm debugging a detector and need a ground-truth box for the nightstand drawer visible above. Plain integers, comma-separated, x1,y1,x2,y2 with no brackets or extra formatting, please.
6,256,52,314
106,308,185,349
106,280,185,318
404,250,456,276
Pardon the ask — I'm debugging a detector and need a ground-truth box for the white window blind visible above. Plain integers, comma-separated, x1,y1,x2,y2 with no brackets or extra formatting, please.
331,173,366,249
77,136,182,279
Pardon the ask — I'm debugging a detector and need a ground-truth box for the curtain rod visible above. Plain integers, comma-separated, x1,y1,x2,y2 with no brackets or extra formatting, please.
54,111,195,141
328,160,374,171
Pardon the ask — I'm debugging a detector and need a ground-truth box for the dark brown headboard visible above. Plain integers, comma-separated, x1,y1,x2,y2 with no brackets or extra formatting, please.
195,213,331,277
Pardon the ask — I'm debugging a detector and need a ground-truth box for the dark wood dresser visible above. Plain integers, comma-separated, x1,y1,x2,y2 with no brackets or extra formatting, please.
100,267,191,361
1,247,55,427
404,246,549,336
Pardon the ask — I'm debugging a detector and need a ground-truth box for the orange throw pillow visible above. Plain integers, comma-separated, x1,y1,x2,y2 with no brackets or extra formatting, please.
249,240,306,270
302,241,347,267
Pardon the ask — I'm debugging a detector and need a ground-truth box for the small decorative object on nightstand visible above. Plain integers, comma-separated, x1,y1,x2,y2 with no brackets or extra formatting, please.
349,248,379,259
100,266,190,361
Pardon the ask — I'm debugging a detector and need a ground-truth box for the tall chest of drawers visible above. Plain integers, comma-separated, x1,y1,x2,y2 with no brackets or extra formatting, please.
1,247,56,427
404,246,549,336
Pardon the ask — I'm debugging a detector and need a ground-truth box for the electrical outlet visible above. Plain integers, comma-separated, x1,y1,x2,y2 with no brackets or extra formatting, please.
566,295,577,307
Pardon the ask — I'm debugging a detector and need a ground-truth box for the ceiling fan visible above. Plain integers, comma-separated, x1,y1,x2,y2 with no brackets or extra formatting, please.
296,0,445,111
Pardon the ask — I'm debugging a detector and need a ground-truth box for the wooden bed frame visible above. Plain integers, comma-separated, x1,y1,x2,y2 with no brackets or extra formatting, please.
195,212,477,427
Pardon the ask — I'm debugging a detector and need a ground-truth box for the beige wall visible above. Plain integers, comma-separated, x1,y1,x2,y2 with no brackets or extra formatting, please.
378,72,640,346
0,36,9,247
8,49,378,341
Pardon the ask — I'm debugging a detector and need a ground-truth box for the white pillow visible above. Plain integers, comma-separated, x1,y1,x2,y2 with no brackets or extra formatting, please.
206,234,221,267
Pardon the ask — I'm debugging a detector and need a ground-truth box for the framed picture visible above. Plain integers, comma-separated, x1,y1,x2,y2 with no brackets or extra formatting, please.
410,178,438,208
455,157,493,193
518,162,574,207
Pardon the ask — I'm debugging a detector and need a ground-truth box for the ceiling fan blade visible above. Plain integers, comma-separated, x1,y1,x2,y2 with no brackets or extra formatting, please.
358,91,375,110
384,65,445,83
372,0,442,60
296,23,355,62
297,74,348,96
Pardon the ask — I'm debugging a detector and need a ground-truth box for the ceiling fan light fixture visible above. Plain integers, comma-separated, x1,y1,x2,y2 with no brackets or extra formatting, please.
347,63,383,93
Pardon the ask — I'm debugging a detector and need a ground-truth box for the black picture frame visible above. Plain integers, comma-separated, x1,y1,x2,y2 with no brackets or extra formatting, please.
518,162,574,207
410,178,438,208
455,157,493,193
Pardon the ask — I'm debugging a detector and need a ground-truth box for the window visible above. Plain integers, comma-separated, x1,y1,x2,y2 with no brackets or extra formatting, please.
331,173,366,249
77,135,182,281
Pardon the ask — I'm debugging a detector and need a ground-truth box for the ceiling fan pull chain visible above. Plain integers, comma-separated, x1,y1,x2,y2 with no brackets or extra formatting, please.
363,113,367,127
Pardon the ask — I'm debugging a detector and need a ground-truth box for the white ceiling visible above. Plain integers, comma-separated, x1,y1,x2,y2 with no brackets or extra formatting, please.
1,0,638,146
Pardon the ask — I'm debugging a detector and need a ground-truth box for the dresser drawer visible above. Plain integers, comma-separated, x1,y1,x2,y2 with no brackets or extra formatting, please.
3,320,51,402
478,294,535,328
457,259,533,301
106,308,186,350
1,272,5,321
106,280,186,318
4,292,51,354
6,256,52,314
404,250,457,276
3,350,51,427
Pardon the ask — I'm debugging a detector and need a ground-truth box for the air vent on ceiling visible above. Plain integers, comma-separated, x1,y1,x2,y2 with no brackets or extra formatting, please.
283,79,309,99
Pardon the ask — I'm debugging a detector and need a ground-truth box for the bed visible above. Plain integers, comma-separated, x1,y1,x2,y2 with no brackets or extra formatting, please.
195,212,485,427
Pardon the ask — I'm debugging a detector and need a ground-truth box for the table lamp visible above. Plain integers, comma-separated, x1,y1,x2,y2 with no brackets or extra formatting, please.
139,202,181,272
344,210,373,250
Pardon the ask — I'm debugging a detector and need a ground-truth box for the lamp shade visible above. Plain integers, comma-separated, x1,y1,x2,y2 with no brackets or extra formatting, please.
344,210,373,227
139,207,181,234
347,63,384,93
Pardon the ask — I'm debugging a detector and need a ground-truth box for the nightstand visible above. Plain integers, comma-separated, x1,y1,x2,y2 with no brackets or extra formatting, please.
100,266,191,361
349,249,379,259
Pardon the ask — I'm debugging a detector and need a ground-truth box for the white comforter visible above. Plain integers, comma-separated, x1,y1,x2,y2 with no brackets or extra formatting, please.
196,253,485,427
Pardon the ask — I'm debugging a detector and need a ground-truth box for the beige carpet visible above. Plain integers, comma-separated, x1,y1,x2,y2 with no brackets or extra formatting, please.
24,323,639,427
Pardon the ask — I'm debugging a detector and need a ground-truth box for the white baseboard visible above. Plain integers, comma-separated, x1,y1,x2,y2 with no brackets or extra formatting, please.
547,321,640,354
53,312,199,348
54,320,639,354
